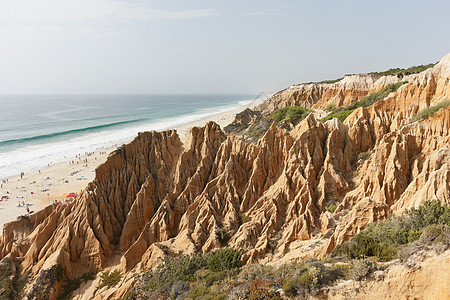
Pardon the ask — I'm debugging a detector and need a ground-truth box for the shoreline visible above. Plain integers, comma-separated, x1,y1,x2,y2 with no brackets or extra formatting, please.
0,98,263,229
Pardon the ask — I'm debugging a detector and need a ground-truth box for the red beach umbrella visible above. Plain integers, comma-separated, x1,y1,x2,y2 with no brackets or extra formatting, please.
66,192,76,198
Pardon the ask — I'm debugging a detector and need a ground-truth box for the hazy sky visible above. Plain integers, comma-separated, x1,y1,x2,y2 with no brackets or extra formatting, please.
0,0,449,94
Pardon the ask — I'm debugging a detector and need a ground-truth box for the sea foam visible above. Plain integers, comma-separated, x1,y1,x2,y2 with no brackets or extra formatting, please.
0,96,260,179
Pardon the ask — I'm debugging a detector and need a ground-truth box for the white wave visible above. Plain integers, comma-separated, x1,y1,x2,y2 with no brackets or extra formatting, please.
0,99,253,179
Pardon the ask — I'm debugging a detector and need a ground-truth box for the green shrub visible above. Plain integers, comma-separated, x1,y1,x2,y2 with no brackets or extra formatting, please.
357,151,372,161
321,109,356,123
240,214,251,224
369,63,436,76
246,278,281,299
126,254,208,298
208,248,241,272
332,200,450,261
80,271,96,282
321,82,407,123
407,200,450,228
297,272,313,289
419,224,445,244
237,264,276,282
98,270,122,290
327,204,337,213
410,100,450,123
58,271,97,300
193,269,231,286
215,228,231,245
355,81,407,108
349,259,376,281
55,264,64,282
188,284,211,298
318,77,344,84
282,277,298,295
12,270,29,294
325,104,337,112
0,257,13,300
58,277,82,300
330,264,353,278
268,106,311,126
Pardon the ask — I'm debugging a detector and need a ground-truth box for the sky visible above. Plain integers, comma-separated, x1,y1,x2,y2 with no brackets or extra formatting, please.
0,0,449,94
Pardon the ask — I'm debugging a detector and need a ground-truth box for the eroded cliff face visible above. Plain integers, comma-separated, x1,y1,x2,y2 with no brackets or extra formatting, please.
255,72,420,114
1,54,449,299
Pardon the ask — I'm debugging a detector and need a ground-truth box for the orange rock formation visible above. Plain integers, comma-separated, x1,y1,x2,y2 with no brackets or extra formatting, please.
1,54,449,299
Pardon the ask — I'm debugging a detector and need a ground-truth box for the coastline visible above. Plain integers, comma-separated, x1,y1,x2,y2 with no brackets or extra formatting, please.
0,98,263,229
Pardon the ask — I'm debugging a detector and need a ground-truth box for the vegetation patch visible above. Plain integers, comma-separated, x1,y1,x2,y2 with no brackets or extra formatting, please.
357,151,373,161
122,201,449,299
26,264,65,300
322,109,356,123
58,277,82,300
326,204,337,213
332,200,450,261
317,77,344,84
223,109,262,134
122,249,242,299
325,104,337,112
243,119,270,143
215,228,231,246
302,77,344,85
207,248,241,272
236,106,311,143
58,271,97,300
98,270,122,290
321,82,407,123
268,106,311,126
0,257,13,300
12,270,29,295
369,63,436,76
240,214,251,224
409,100,450,123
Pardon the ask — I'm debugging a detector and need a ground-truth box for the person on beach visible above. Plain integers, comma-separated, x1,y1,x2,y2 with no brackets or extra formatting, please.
26,206,30,214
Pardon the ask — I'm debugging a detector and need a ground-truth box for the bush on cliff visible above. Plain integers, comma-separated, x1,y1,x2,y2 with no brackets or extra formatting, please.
410,100,450,123
269,106,311,126
207,248,241,272
321,109,356,123
123,201,449,299
0,257,13,300
124,249,241,298
239,106,311,143
332,200,450,261
321,82,407,123
369,63,436,76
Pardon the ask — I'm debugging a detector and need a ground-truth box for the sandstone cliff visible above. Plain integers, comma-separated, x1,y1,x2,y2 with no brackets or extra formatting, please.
1,54,449,299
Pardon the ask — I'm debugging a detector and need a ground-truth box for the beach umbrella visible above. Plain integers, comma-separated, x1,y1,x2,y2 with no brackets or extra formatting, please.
66,192,76,198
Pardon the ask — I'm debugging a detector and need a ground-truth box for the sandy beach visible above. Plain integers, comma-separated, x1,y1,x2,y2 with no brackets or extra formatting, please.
0,99,263,229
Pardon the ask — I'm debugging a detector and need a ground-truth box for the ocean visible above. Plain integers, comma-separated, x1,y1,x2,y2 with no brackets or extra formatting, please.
0,94,257,180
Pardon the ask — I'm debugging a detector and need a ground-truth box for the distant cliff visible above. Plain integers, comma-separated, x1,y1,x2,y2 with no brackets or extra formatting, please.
1,54,449,299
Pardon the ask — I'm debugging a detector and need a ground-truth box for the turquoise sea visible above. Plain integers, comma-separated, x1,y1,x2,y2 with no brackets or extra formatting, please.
0,94,257,179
